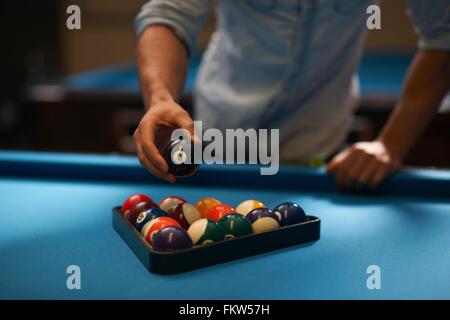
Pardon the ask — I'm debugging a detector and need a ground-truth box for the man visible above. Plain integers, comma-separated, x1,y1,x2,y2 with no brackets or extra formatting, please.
133,0,450,185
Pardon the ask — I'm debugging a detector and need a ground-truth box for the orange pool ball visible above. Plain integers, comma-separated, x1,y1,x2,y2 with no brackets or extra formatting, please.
206,204,236,222
196,197,221,218
235,200,266,216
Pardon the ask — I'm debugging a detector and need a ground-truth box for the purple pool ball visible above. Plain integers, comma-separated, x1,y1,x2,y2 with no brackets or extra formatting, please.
152,226,193,251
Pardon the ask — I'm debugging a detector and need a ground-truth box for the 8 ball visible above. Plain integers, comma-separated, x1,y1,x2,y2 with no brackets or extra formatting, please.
164,139,198,177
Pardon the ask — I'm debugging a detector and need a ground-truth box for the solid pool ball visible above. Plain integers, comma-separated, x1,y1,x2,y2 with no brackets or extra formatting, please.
152,226,193,251
205,204,236,222
141,216,181,245
218,213,253,239
159,196,186,212
127,201,155,224
121,194,155,218
273,202,307,226
195,197,221,218
246,208,280,233
187,218,225,245
235,200,266,216
164,139,199,177
134,207,167,232
167,203,202,229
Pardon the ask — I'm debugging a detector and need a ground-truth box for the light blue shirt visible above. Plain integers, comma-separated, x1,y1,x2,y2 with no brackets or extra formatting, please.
135,0,450,163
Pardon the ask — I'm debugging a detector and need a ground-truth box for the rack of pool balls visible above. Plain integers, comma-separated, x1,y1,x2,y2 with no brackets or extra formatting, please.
120,194,312,252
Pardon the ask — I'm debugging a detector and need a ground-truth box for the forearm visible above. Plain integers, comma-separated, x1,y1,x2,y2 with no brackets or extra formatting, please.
378,50,450,159
137,25,188,110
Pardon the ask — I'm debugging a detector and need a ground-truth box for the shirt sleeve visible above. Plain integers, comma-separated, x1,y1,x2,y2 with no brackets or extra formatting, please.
135,0,213,54
406,0,450,50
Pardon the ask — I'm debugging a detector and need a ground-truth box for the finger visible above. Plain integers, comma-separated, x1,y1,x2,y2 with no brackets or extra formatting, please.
135,130,176,183
369,166,389,189
137,141,176,183
336,154,358,188
354,160,380,189
345,152,369,182
139,120,170,174
326,148,351,173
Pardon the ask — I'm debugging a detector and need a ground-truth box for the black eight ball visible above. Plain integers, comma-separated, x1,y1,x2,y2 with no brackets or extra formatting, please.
164,139,199,177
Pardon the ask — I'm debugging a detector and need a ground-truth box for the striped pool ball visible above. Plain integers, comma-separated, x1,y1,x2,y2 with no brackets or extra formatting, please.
141,216,181,245
246,208,280,234
134,207,167,232
127,201,155,224
235,200,266,216
168,203,202,229
159,196,186,212
187,218,225,245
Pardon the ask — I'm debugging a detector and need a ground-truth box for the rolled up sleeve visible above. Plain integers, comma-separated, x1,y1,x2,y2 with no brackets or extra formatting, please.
135,0,213,54
406,0,450,50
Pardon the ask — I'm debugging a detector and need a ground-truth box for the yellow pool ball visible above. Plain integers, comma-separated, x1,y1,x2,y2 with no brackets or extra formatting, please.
235,200,266,216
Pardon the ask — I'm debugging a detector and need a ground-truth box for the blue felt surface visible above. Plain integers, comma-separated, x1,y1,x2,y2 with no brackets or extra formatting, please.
62,53,413,97
0,152,449,299
64,57,202,94
358,52,413,96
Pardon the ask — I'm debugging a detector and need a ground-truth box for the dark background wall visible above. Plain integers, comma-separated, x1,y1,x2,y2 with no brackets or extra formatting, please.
0,0,448,167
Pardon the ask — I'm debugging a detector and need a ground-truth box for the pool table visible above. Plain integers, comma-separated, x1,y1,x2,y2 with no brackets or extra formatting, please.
27,53,412,108
0,151,449,299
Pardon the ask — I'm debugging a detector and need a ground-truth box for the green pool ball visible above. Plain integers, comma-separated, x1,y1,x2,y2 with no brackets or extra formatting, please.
187,218,225,245
218,213,253,239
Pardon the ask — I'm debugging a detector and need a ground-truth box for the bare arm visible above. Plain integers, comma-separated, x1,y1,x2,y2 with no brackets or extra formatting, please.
135,26,195,183
327,50,450,188
137,25,188,107
378,50,450,158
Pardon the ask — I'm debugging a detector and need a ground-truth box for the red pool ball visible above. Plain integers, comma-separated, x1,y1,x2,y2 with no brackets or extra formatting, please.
141,216,181,245
167,203,201,229
127,201,153,224
205,204,236,222
159,196,187,212
122,194,155,217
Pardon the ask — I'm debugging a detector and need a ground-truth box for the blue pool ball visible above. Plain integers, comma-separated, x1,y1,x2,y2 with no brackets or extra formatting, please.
246,208,280,233
134,207,167,232
152,226,193,251
273,202,307,226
